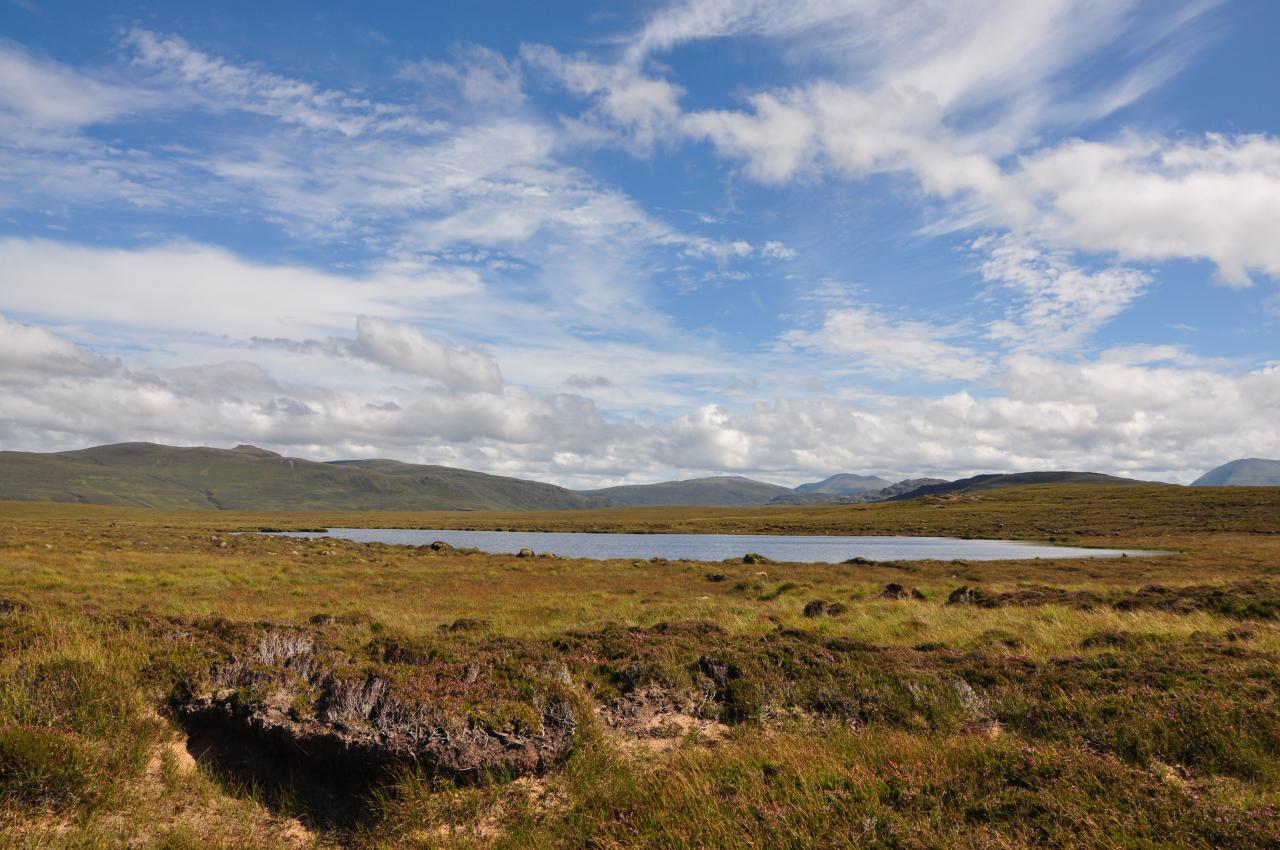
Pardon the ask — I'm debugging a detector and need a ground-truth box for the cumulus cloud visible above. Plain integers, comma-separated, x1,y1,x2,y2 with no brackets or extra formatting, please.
352,317,503,394
1015,134,1280,285
0,313,113,379
1,316,1277,484
646,354,1280,484
0,315,608,463
252,318,505,393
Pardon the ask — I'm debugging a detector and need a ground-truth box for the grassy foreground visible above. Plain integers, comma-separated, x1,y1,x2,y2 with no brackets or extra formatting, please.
1,485,1279,848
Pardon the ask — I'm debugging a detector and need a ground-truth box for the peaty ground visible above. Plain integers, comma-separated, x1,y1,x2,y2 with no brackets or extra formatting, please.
0,484,1278,848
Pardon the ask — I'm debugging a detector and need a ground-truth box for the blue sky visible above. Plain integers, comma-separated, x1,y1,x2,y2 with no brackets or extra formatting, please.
1,0,1278,485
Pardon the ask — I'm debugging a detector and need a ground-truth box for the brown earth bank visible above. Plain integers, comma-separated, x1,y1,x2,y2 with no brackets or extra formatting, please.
2,486,1280,848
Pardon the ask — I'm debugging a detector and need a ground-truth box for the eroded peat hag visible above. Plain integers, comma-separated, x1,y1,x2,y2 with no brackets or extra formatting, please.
157,619,578,829
2,487,1280,848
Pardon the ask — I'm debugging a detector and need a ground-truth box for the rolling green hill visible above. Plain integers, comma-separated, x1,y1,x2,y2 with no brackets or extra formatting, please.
0,443,608,511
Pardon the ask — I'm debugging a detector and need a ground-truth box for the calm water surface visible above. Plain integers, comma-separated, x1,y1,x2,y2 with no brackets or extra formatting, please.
266,528,1156,563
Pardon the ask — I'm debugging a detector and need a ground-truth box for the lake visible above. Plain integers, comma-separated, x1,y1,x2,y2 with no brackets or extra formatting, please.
264,528,1156,563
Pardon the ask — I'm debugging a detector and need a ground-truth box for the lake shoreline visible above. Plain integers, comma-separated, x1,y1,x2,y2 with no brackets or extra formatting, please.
259,527,1163,562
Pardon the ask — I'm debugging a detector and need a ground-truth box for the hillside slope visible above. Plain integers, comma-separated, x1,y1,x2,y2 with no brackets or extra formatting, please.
889,471,1147,500
768,477,948,505
0,443,607,511
792,473,892,495
1192,458,1280,486
579,476,790,507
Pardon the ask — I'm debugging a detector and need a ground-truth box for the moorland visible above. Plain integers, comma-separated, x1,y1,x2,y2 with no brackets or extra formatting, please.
1,483,1279,848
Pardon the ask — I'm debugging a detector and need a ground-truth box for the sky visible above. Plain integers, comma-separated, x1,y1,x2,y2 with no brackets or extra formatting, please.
0,0,1278,487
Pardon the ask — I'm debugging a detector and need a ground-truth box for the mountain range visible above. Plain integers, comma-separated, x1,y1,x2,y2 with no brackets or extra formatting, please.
0,442,1274,511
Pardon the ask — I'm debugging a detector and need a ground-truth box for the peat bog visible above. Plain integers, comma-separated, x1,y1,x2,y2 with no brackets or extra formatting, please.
2,484,1280,848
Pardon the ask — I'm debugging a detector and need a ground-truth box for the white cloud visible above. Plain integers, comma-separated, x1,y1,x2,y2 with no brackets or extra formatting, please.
645,353,1280,484
629,0,1211,125
1015,134,1280,285
1,315,1278,485
977,236,1153,351
0,40,154,132
523,44,685,153
782,304,991,382
0,238,479,339
353,316,503,394
0,313,113,379
400,44,526,110
125,29,442,137
761,241,796,260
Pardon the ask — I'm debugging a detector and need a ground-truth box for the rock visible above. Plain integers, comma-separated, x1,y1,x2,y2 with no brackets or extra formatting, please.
429,540,453,551
438,618,491,633
947,586,988,606
881,583,910,600
0,599,30,617
706,573,728,582
742,553,773,565
803,599,827,618
881,583,927,601
516,548,536,558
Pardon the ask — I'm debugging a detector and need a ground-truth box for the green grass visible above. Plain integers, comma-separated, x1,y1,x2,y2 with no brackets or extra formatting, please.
1,486,1279,848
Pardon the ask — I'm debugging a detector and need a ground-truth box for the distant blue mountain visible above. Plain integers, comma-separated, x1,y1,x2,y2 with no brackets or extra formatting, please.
1192,459,1280,486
